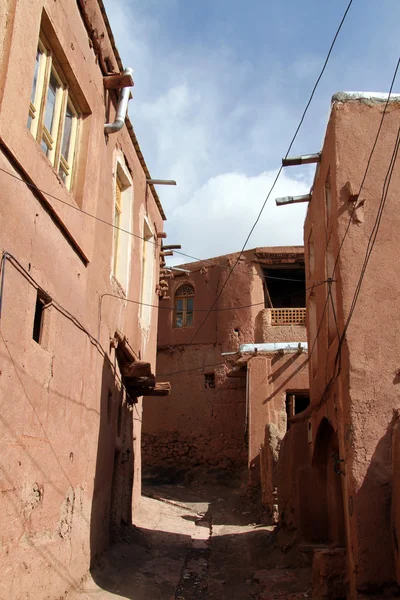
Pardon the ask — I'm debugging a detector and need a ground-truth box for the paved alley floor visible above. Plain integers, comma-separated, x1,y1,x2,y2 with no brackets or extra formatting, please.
68,481,311,600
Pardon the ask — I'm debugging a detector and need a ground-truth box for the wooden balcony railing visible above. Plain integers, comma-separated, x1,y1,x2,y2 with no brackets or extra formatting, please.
269,307,306,326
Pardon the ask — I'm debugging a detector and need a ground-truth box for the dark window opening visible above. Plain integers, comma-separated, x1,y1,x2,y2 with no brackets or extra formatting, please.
286,392,310,429
204,373,215,389
32,291,50,344
263,267,305,308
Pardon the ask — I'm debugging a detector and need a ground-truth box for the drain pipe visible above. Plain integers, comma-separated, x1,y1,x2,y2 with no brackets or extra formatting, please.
104,68,134,134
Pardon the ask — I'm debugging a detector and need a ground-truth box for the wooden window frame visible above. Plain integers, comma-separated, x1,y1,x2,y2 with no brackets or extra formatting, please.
113,175,123,276
174,285,194,328
28,33,80,191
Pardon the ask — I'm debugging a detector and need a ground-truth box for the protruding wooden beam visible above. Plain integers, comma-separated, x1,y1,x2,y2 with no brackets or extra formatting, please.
275,194,311,206
121,361,152,378
282,153,320,167
161,245,182,250
160,251,174,257
145,382,171,396
103,72,134,89
157,232,167,239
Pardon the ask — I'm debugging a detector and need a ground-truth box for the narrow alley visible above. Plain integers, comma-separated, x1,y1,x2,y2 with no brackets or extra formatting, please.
69,476,311,600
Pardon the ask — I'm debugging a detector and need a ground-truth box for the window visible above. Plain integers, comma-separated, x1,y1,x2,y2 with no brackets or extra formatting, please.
112,160,133,292
28,34,80,191
32,290,50,344
204,373,215,389
140,219,154,327
113,176,123,275
325,170,332,227
174,284,194,328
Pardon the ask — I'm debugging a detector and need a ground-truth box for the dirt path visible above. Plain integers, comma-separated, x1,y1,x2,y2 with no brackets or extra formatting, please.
68,482,311,599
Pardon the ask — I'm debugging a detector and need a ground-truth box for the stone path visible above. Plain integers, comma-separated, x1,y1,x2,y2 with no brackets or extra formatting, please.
67,482,311,599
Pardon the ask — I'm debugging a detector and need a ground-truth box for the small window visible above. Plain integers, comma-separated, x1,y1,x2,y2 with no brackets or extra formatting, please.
32,290,50,344
112,160,133,292
325,170,332,227
28,34,80,191
174,284,194,328
140,219,154,327
204,373,215,389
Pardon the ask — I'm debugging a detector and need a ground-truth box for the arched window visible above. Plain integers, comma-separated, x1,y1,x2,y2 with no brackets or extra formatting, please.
174,284,194,328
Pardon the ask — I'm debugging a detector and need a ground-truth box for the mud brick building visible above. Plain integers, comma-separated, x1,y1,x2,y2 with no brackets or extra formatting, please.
278,92,400,598
0,1,168,597
142,246,309,514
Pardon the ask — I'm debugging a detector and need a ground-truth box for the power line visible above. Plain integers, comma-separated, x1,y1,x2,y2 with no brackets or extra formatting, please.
0,163,305,271
305,60,400,409
184,0,353,347
0,252,141,418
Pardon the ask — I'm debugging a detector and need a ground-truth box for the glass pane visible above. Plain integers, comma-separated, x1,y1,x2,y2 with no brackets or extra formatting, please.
176,312,183,328
58,165,67,182
30,48,42,103
186,297,193,311
176,299,183,311
44,71,59,133
41,138,50,154
61,102,73,159
186,312,193,326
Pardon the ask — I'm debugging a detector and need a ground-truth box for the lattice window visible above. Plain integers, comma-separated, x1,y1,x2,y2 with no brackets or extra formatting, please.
175,284,194,328
270,308,306,326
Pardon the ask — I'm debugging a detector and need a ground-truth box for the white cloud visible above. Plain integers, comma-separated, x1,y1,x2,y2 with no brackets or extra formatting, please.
104,0,315,261
168,169,311,264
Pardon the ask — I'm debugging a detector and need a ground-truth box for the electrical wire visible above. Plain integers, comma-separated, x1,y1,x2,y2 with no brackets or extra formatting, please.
0,252,142,418
100,279,328,314
183,0,353,347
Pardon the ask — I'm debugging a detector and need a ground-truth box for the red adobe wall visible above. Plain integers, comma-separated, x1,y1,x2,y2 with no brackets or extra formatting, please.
0,1,164,598
301,94,400,598
143,247,309,506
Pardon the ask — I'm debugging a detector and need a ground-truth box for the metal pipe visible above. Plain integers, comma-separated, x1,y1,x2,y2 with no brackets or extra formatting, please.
146,179,177,186
104,68,134,134
275,194,311,206
282,153,320,167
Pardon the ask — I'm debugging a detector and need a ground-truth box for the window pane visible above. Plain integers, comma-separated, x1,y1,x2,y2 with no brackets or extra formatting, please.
176,299,183,311
186,312,193,326
30,48,42,103
186,297,193,311
176,312,183,327
61,102,73,159
44,71,59,133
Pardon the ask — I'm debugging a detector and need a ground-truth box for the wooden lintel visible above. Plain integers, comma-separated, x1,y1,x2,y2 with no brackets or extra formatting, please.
104,72,134,89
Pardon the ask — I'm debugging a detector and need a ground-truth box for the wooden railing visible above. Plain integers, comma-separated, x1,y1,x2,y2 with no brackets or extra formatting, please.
269,307,306,326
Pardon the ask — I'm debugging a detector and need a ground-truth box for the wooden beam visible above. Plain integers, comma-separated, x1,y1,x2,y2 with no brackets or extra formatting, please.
145,382,171,396
161,245,182,250
103,72,134,89
121,361,152,378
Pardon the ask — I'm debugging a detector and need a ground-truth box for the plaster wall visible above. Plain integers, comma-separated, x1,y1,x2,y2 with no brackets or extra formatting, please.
302,96,400,597
143,248,309,505
0,1,164,598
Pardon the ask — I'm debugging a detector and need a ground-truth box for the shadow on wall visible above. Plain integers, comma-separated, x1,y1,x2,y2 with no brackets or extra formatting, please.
90,357,134,567
353,417,399,595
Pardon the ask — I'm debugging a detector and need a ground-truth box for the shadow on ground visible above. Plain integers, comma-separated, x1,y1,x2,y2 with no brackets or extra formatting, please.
71,479,311,600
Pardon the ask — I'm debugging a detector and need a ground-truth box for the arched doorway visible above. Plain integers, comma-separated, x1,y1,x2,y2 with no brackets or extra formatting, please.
311,418,346,546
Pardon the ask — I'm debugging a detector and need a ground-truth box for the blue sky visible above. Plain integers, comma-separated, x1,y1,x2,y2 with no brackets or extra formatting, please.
103,0,400,263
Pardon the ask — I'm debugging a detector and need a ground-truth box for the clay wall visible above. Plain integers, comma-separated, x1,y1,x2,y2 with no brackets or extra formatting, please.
302,95,400,597
247,353,309,512
0,1,164,598
143,247,309,501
